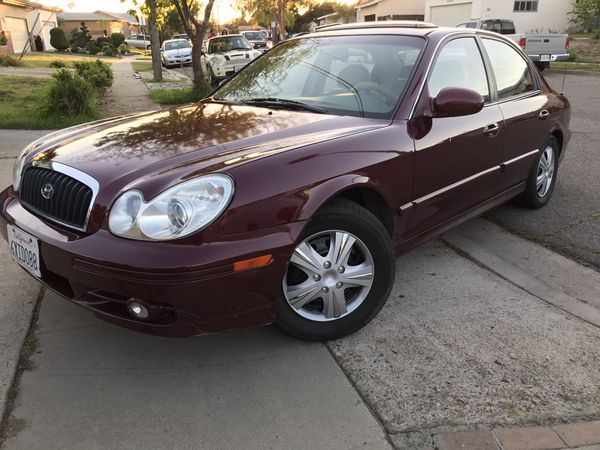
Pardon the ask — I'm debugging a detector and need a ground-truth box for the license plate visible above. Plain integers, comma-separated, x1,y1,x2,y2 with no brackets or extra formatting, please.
540,55,551,62
7,225,41,278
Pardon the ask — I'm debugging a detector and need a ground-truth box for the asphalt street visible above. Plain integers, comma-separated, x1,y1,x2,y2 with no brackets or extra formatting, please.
487,71,600,270
1,71,600,449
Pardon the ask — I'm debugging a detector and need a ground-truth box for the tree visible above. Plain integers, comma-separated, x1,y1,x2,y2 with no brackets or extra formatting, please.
572,0,600,31
291,1,334,32
172,0,216,92
334,3,356,24
240,0,307,42
49,27,69,51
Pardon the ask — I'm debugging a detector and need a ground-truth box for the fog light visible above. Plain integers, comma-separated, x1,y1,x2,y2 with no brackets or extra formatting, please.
127,299,150,320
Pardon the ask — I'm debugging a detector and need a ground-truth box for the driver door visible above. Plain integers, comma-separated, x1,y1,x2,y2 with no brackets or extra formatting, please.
406,36,505,237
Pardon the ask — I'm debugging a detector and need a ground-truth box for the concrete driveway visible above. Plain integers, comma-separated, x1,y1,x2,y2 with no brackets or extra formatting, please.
1,72,600,450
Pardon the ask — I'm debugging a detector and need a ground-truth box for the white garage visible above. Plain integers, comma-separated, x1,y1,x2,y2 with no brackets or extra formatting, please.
429,2,472,27
3,16,30,54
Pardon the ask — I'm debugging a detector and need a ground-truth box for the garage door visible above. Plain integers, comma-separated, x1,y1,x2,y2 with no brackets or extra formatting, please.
430,3,472,27
4,17,30,54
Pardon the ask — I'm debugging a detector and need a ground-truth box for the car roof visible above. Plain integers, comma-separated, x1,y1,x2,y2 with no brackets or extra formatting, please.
163,38,189,43
314,20,438,35
208,34,244,39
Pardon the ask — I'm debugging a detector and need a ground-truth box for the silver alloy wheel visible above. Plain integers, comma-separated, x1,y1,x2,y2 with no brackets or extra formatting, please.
283,230,375,322
536,145,555,198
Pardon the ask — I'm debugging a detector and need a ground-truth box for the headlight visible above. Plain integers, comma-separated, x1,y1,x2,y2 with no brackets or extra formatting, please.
209,54,226,67
12,142,41,191
108,174,234,241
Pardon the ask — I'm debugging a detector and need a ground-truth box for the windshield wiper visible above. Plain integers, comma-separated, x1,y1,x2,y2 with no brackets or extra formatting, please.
242,98,329,114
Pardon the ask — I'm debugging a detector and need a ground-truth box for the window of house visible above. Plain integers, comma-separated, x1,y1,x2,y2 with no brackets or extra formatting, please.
513,1,538,12
364,14,375,22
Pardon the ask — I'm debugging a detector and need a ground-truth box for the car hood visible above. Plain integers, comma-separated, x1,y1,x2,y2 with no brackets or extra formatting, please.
23,102,388,201
164,48,191,56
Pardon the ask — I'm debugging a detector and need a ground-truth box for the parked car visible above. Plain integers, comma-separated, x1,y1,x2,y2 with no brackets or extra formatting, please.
240,30,272,53
124,34,151,50
201,34,261,86
161,39,192,68
456,19,570,70
172,33,190,42
2,22,570,340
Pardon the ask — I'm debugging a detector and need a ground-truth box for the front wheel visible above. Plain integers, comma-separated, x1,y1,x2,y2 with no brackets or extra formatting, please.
515,136,559,209
276,198,395,341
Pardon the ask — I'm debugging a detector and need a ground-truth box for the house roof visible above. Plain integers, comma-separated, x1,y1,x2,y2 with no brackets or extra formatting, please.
0,0,61,12
316,12,339,21
355,0,381,9
57,11,139,24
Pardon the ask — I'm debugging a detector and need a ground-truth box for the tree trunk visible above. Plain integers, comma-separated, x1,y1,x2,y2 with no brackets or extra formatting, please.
191,34,209,92
148,0,162,82
277,0,286,42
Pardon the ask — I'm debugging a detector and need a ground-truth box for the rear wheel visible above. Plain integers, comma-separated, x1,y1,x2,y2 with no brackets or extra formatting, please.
515,136,559,209
276,198,395,341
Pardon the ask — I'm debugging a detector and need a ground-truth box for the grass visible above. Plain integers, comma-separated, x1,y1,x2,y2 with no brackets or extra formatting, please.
550,61,600,72
149,87,209,105
136,55,153,60
0,75,97,129
20,53,115,69
132,61,153,72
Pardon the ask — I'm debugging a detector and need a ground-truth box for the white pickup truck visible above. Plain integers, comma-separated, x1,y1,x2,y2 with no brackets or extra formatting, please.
456,19,570,71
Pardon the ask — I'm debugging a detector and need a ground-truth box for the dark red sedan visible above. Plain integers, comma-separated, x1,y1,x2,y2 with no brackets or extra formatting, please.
1,22,570,340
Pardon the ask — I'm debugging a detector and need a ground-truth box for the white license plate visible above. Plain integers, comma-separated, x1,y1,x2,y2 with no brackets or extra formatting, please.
7,225,41,278
540,55,551,62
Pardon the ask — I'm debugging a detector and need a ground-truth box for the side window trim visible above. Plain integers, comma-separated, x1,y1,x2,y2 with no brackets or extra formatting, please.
478,35,541,103
426,35,492,105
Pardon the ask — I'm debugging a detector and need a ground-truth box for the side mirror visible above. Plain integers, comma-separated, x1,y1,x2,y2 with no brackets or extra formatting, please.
432,87,484,117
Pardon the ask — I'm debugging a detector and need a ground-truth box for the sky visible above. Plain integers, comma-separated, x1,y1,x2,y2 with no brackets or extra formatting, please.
44,0,356,25
45,0,257,24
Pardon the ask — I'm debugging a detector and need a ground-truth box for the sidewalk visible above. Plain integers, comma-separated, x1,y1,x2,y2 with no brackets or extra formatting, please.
100,57,159,117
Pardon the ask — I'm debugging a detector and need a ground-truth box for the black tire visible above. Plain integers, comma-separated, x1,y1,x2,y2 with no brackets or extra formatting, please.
515,136,559,209
275,198,395,341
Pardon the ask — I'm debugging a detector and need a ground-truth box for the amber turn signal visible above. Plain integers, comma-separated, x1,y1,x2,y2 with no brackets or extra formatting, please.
233,254,273,272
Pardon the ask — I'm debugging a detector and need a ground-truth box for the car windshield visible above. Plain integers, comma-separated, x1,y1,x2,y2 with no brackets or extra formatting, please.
209,36,252,53
165,40,190,50
214,35,425,119
244,32,266,41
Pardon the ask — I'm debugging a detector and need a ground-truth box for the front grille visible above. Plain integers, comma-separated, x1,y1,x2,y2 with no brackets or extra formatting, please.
20,167,93,230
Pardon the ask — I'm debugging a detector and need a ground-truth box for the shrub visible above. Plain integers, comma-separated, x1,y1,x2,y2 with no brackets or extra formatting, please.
49,60,67,69
96,36,110,46
568,52,578,62
0,52,20,67
110,32,125,48
49,27,69,51
73,59,113,90
70,23,91,48
101,44,115,56
39,69,97,117
0,32,8,47
86,41,100,54
593,29,600,40
70,43,79,53
118,43,128,55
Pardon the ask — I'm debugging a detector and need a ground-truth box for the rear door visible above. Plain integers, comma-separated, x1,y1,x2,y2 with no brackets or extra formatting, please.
406,36,505,237
480,37,552,188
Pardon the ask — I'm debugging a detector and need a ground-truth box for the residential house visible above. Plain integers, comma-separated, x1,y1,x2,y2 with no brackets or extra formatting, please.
355,0,426,22
57,10,140,40
315,10,357,27
424,0,577,32
0,0,61,54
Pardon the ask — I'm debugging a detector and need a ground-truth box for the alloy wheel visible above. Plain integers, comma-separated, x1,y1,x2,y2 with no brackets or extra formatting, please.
536,145,555,198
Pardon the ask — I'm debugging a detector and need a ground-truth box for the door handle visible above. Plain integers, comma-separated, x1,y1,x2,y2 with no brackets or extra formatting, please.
483,123,500,136
539,110,550,120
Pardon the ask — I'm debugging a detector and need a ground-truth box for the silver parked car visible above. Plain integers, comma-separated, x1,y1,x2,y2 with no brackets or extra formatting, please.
124,34,151,50
161,39,192,68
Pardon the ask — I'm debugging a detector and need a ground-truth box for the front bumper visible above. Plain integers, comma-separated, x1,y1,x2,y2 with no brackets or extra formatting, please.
165,56,192,65
211,61,250,80
1,189,305,337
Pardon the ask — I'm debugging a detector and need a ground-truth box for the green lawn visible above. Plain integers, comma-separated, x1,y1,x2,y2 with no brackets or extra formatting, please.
149,87,208,105
132,61,153,72
0,75,96,129
550,61,600,72
20,53,115,69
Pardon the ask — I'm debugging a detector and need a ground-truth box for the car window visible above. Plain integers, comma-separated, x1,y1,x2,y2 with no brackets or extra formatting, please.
428,37,490,102
165,40,190,51
482,38,534,100
244,32,265,41
501,21,516,34
215,35,426,119
209,36,252,53
457,22,477,29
